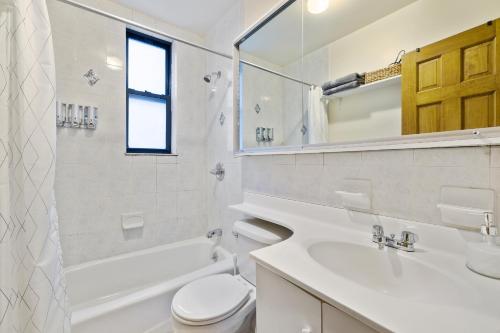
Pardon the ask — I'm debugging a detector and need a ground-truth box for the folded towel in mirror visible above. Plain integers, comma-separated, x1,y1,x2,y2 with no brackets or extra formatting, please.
321,73,364,91
323,80,361,96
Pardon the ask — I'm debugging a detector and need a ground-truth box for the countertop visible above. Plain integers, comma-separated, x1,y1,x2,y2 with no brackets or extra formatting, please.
230,192,500,333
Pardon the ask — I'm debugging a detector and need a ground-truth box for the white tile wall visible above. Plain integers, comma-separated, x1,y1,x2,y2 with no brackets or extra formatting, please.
50,0,500,265
48,0,209,266
243,147,498,227
204,2,245,253
241,64,285,148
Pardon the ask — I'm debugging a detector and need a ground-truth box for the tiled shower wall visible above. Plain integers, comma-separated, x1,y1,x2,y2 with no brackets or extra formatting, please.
204,2,245,253
50,0,283,264
49,0,209,266
243,146,500,226
204,0,284,252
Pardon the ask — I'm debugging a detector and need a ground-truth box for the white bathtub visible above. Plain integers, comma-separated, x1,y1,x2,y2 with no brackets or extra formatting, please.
65,237,234,333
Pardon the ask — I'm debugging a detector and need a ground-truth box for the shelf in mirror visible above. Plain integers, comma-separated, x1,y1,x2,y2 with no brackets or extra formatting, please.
321,75,401,100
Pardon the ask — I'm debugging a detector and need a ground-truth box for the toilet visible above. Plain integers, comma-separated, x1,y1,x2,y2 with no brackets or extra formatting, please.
171,219,291,333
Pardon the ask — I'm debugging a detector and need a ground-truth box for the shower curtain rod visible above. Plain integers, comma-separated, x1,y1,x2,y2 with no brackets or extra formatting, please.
239,59,316,88
55,0,316,88
55,0,233,60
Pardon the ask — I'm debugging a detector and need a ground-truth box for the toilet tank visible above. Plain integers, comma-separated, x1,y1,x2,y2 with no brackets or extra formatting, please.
233,219,291,285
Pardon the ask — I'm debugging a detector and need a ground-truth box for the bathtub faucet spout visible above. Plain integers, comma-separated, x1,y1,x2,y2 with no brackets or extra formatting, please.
206,228,222,239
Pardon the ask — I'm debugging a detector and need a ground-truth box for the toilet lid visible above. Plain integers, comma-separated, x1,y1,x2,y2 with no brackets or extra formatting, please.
171,274,250,325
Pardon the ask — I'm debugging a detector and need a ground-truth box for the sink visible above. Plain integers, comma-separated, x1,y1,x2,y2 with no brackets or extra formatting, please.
307,241,470,305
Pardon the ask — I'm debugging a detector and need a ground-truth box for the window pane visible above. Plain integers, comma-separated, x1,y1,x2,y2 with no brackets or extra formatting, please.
128,94,167,150
128,38,166,95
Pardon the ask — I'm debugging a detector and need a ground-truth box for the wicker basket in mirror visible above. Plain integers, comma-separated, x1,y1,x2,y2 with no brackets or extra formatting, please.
364,63,402,84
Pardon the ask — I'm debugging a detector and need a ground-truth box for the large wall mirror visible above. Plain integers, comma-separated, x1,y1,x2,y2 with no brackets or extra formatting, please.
234,0,500,153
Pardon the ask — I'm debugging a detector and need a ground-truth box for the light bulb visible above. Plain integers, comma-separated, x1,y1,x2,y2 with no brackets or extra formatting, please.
307,0,329,14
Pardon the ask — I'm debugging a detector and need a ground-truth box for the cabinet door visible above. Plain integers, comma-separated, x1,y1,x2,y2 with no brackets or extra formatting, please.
402,19,500,134
322,303,378,333
256,264,321,333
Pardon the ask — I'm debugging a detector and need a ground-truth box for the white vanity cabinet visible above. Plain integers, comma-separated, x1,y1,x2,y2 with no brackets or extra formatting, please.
322,303,377,333
256,264,321,333
256,264,378,333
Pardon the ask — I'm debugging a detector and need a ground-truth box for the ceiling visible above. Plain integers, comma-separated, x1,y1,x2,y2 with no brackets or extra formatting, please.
111,0,237,36
240,0,419,66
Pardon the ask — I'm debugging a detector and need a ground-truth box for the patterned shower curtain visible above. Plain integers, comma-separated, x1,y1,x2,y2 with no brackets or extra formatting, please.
0,0,70,332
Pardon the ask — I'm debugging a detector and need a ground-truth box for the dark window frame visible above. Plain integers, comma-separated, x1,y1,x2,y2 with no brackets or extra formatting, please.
126,29,172,154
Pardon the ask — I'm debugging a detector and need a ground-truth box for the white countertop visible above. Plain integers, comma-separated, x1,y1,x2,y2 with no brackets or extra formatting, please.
230,192,500,333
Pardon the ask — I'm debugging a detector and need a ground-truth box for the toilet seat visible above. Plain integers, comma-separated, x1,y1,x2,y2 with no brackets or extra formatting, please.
171,274,250,326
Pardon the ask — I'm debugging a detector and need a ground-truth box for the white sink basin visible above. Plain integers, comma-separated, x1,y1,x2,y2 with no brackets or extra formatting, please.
307,241,470,305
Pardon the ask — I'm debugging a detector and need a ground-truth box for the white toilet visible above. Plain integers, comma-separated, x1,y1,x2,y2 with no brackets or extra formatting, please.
171,219,290,333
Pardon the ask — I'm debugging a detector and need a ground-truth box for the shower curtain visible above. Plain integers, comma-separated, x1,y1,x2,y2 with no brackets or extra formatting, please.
307,86,329,144
0,0,70,332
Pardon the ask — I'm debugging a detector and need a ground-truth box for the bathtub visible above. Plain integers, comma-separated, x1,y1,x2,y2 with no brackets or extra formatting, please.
65,237,234,333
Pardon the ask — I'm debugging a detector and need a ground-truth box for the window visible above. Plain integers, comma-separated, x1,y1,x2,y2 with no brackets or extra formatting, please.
126,30,172,154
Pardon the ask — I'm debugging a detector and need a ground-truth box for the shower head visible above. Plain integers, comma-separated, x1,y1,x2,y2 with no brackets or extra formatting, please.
203,71,221,83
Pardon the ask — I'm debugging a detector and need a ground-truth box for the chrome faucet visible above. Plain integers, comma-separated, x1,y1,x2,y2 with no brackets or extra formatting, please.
206,228,222,239
372,225,384,241
372,225,419,252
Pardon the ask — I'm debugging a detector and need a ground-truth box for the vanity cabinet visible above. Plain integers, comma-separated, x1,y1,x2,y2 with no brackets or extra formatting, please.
322,303,377,333
256,264,378,333
256,264,321,333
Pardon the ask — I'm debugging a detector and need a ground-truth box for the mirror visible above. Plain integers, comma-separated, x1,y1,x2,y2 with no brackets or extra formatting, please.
235,0,500,152
238,0,307,148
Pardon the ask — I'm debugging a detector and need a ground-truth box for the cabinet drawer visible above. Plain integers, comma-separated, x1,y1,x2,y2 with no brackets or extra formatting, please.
323,302,378,333
256,264,321,333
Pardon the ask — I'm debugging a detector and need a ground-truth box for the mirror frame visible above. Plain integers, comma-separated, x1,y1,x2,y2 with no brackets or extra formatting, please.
233,0,500,156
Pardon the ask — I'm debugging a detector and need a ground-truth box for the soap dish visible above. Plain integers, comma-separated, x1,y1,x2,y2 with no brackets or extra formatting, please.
335,191,371,212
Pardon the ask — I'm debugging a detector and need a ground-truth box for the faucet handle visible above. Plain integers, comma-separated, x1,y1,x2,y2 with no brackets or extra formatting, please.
372,225,384,234
372,225,384,242
399,231,418,246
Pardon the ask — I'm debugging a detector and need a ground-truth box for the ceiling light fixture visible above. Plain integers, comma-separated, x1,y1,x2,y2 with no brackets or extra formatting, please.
307,0,329,14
